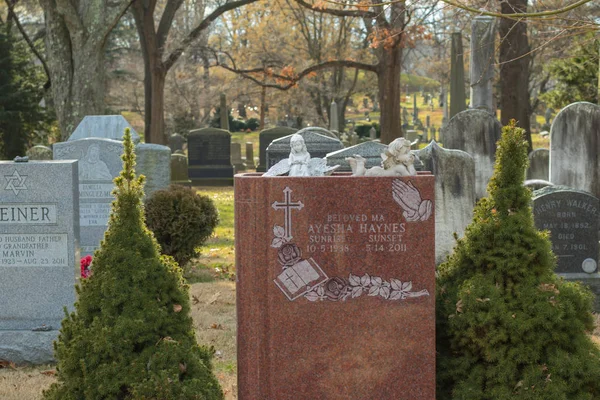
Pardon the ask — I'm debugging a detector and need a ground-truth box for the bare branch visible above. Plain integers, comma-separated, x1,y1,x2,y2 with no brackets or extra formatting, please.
292,0,379,19
157,0,185,49
164,0,261,71
4,0,51,89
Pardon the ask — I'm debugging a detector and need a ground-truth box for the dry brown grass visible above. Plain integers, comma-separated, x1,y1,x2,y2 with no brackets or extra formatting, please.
0,281,237,400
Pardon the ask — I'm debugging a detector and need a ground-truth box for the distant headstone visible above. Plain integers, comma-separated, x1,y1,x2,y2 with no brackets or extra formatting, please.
220,93,230,131
442,109,501,198
54,138,123,256
26,145,52,160
470,17,496,112
402,107,409,125
266,128,343,169
329,100,339,133
450,32,467,118
526,148,550,181
257,127,297,172
187,128,234,185
545,107,553,125
135,143,171,197
533,186,599,274
231,143,246,173
325,141,387,171
417,141,475,264
68,115,139,143
369,126,377,140
524,179,554,190
412,94,419,123
168,133,186,153
406,130,419,142
245,142,255,169
170,154,191,186
550,102,600,199
0,159,78,364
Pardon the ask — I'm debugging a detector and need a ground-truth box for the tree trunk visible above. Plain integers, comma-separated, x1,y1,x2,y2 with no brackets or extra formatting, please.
42,3,106,140
377,46,403,144
259,84,266,130
499,0,532,152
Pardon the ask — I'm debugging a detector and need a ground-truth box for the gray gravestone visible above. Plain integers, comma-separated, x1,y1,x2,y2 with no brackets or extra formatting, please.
187,128,234,185
406,130,419,142
524,179,554,191
450,32,467,119
533,186,599,274
220,94,230,131
550,102,600,199
231,142,246,173
442,109,501,198
168,133,186,153
257,127,297,172
26,145,53,160
54,138,123,256
325,141,388,171
329,100,339,133
171,154,191,186
369,126,377,140
266,128,344,169
470,17,496,112
0,160,78,364
245,142,255,169
135,143,171,198
417,141,475,264
68,115,139,143
526,148,550,181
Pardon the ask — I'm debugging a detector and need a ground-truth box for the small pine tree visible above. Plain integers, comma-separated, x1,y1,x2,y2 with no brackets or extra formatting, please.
436,121,600,399
44,130,223,400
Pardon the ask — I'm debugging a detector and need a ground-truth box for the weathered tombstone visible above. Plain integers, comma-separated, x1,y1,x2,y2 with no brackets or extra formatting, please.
369,126,377,140
545,107,553,125
54,138,123,256
257,127,297,172
450,32,467,118
325,140,388,171
187,128,234,185
469,16,496,111
549,102,600,199
402,107,409,126
533,186,599,274
26,145,53,160
534,186,600,311
405,129,419,142
135,143,171,197
220,93,230,131
417,141,475,264
170,154,191,186
524,179,554,191
236,173,435,399
244,142,255,169
168,133,186,153
68,115,140,143
329,100,339,133
231,142,246,173
266,128,343,169
0,159,78,364
442,109,501,198
350,131,359,146
526,148,550,181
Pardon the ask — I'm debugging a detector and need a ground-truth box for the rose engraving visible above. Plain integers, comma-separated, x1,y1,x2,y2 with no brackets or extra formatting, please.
277,243,302,266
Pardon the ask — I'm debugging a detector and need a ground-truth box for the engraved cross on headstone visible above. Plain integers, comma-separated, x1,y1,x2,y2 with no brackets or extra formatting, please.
272,187,303,241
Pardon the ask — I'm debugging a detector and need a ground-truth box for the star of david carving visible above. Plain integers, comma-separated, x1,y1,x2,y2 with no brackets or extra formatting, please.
4,170,28,195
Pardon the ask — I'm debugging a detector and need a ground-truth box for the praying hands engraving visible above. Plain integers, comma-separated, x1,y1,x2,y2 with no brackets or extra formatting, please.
392,179,432,222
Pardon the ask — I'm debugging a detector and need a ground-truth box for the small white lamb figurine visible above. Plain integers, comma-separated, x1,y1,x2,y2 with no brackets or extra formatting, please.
346,137,417,177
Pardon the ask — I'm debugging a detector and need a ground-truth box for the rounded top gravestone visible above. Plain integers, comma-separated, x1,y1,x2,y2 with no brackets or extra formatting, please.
257,127,298,172
26,145,53,160
550,102,600,200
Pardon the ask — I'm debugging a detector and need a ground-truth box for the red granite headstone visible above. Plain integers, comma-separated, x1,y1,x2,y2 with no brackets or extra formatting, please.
235,173,435,399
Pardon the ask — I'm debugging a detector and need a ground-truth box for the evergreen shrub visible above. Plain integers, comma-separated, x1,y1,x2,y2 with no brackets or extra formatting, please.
436,121,600,399
145,185,219,268
44,130,223,400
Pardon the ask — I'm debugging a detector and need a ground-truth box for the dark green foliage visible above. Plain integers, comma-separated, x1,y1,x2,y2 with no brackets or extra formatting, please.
245,117,259,131
355,122,379,137
436,121,600,400
44,130,223,400
145,185,219,267
540,34,599,109
0,27,52,159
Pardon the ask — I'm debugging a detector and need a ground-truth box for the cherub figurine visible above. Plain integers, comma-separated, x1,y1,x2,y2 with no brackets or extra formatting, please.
264,134,339,177
346,137,417,177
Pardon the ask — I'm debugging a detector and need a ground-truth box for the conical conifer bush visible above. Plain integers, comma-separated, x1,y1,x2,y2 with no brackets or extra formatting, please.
436,121,600,399
44,130,223,400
